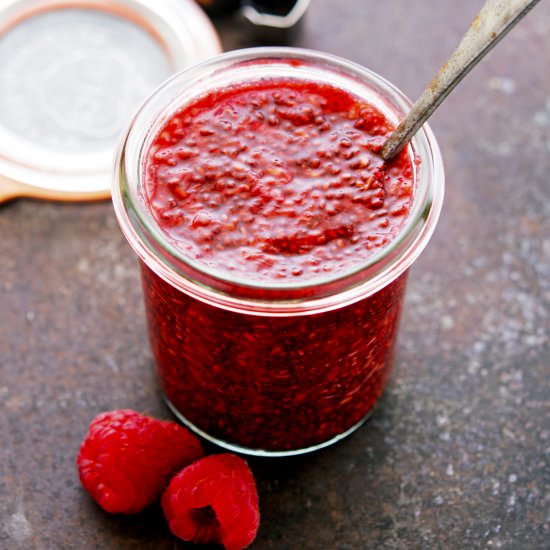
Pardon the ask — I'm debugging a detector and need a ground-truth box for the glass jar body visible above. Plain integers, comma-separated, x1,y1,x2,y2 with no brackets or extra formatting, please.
113,47,444,456
142,262,408,454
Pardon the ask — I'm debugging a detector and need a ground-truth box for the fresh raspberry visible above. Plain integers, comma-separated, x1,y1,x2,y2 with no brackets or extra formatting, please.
77,409,204,514
162,453,260,550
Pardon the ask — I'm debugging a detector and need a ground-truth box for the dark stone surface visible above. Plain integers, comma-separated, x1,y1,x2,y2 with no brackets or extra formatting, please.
1,1,549,548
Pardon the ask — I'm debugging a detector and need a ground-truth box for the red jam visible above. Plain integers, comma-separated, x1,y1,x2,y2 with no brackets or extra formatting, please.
145,79,413,282
142,267,407,450
141,78,415,451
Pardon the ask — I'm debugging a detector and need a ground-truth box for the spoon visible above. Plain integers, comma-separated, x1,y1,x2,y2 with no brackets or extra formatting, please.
381,0,541,161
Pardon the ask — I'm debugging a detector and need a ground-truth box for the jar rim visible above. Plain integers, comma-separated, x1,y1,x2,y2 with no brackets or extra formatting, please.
112,47,445,315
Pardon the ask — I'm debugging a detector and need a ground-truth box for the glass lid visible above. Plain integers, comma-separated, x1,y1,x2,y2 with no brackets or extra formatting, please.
0,0,222,202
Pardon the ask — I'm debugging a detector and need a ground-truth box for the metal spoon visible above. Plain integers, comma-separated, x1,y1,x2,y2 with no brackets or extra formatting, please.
381,0,541,161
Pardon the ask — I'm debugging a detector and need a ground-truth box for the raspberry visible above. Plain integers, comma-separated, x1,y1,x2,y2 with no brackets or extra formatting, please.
77,409,203,514
162,453,260,550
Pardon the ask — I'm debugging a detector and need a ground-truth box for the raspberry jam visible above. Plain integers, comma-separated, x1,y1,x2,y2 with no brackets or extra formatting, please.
113,49,445,455
145,80,414,282
142,265,407,451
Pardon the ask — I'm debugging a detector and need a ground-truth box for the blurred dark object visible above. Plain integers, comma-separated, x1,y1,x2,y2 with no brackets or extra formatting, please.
196,0,241,15
195,0,310,43
239,0,310,42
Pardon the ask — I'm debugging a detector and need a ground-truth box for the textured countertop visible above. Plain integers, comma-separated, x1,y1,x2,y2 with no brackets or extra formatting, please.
1,1,549,549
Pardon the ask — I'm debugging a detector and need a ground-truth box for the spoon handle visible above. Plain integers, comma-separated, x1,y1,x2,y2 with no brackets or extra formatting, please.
381,0,541,161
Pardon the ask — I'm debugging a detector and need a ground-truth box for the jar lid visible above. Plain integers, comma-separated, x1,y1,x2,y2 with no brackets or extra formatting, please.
0,0,221,202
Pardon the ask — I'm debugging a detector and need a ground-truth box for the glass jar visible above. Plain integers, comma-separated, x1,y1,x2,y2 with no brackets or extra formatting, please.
112,47,444,456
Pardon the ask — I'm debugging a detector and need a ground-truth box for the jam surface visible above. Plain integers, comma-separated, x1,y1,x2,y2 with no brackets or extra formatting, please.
145,79,414,282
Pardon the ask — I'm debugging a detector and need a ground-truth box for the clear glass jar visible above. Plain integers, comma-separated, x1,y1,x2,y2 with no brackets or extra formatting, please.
112,47,445,456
